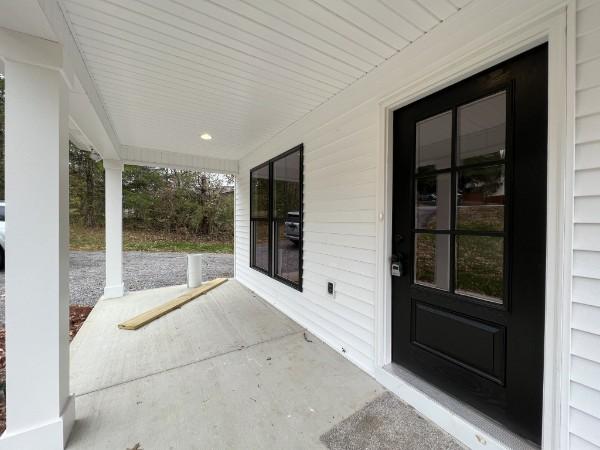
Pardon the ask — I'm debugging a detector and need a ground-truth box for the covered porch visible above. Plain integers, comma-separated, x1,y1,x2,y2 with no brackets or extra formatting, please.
66,279,459,449
0,0,594,448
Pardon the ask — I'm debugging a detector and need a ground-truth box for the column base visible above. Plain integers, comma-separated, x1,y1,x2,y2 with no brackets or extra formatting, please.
102,283,126,299
0,394,75,450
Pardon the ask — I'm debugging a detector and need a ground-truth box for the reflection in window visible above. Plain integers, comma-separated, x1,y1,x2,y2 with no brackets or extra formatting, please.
276,223,300,283
416,111,452,173
415,233,450,291
412,91,509,304
274,150,301,284
252,221,269,272
273,151,300,219
457,165,505,231
456,235,503,303
416,173,451,230
457,91,506,165
250,145,303,290
251,164,269,219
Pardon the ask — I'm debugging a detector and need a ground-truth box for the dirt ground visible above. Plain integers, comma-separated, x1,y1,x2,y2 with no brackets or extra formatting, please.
0,305,93,433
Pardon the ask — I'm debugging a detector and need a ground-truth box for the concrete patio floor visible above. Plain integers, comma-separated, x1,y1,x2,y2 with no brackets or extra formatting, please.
66,280,448,449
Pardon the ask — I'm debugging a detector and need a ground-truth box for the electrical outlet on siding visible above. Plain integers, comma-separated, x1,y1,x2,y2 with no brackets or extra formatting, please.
327,281,336,298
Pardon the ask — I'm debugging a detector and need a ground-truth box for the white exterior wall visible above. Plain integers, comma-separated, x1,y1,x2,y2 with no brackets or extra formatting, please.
234,1,600,446
569,0,600,448
236,0,569,376
236,102,379,372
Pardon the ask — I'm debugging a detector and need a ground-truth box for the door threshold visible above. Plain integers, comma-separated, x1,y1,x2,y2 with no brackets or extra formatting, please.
375,363,539,450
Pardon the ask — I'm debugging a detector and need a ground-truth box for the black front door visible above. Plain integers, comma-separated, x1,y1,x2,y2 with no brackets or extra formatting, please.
392,44,547,444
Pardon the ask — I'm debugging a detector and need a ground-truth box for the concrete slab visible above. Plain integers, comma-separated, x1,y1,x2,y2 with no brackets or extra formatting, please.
67,280,461,449
68,330,383,450
70,280,301,395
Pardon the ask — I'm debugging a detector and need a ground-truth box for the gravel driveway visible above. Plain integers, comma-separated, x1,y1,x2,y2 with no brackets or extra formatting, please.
0,251,234,325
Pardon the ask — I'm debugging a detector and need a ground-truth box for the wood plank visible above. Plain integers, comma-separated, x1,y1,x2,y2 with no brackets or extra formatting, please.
118,278,228,330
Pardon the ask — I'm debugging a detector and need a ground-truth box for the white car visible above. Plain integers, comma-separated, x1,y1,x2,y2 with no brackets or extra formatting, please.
0,201,5,270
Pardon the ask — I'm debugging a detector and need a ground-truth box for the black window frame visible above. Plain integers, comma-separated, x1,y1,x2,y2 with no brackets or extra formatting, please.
250,144,303,291
410,84,513,308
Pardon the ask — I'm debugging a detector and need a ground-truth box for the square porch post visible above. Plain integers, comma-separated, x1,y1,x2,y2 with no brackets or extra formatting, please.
0,51,75,448
103,159,125,298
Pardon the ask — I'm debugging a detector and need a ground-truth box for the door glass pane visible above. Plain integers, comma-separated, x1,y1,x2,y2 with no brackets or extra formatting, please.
457,91,506,165
251,165,269,219
416,111,452,174
252,221,269,272
456,235,503,303
414,233,450,290
273,150,300,220
457,165,505,231
416,173,451,230
276,222,300,284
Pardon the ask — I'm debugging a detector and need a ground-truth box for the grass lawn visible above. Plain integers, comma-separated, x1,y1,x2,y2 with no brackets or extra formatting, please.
70,225,233,253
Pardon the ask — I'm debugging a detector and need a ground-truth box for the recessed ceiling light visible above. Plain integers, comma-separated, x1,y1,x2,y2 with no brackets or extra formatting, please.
200,133,212,140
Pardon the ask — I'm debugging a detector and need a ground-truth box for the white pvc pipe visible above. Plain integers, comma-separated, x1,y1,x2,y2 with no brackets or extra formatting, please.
187,254,203,288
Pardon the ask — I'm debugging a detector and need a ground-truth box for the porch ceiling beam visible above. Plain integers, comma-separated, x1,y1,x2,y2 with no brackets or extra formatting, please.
37,0,121,159
0,26,65,75
69,91,120,160
120,145,239,175
0,1,122,160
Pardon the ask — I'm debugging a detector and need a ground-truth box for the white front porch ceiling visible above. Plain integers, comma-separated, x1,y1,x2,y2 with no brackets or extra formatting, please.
60,0,470,160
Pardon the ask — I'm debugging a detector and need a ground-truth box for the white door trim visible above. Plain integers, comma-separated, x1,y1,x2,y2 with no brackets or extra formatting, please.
373,4,573,449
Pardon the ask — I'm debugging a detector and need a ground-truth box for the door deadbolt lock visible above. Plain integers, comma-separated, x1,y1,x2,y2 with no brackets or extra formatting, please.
391,260,403,277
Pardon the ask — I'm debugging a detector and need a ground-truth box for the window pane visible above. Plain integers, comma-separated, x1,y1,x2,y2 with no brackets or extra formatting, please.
414,233,450,290
457,165,505,231
416,173,451,230
456,235,503,303
416,110,452,174
273,150,300,220
252,221,269,272
251,165,269,219
457,91,506,165
276,222,300,284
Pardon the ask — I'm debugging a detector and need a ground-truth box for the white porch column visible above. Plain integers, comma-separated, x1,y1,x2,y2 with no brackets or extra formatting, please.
103,159,125,298
0,59,75,447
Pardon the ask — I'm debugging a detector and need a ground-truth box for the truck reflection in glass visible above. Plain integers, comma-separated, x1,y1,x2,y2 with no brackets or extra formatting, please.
284,211,300,245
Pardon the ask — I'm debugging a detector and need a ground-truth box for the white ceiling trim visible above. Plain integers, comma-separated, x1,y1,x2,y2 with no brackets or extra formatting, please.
120,144,238,173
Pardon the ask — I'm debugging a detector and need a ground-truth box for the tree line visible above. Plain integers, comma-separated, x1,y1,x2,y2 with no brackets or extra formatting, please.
70,145,234,240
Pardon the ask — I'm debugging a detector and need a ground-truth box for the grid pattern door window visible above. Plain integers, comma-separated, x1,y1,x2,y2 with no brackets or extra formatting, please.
413,91,507,303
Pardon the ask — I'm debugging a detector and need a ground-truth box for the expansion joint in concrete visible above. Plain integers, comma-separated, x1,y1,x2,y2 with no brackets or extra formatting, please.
76,329,305,398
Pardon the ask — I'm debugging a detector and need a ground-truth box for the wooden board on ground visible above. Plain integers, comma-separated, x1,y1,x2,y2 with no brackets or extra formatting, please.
118,278,228,330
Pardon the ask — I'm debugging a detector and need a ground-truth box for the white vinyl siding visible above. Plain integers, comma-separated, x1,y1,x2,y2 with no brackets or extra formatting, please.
235,0,554,376
571,1,600,448
236,101,379,372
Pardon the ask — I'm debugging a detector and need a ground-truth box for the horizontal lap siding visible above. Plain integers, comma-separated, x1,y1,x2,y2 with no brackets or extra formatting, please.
571,1,600,448
235,103,378,373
